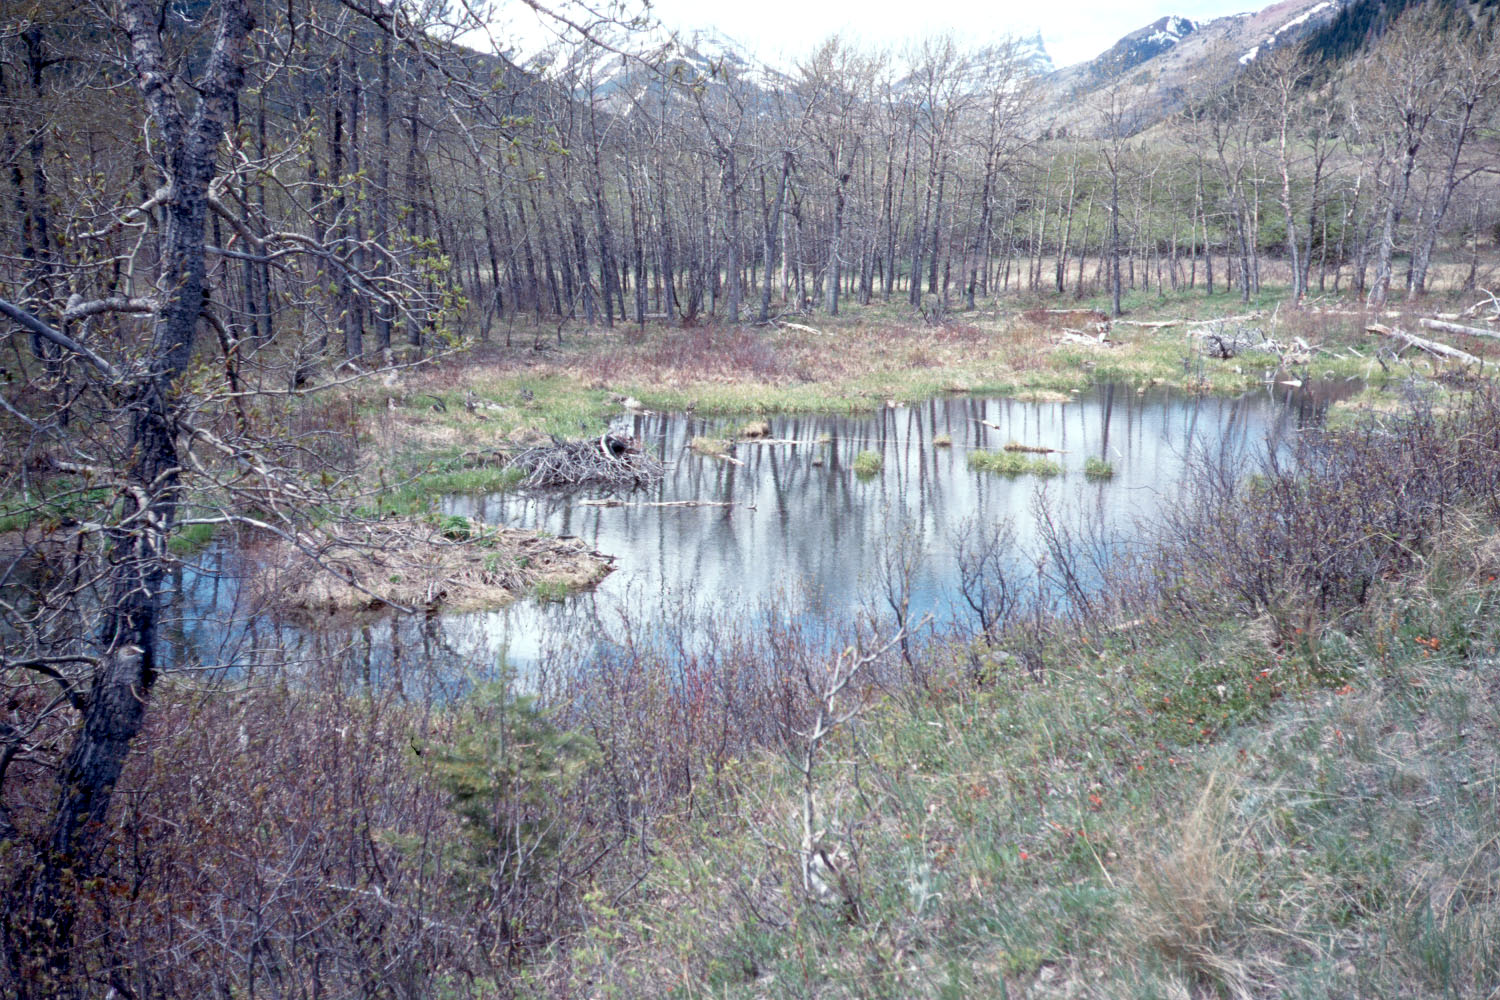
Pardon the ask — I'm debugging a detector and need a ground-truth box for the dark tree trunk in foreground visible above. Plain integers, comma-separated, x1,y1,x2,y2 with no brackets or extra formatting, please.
12,1,254,992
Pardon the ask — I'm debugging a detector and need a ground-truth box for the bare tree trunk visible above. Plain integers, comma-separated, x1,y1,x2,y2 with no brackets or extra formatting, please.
657,161,676,317
1109,155,1122,316
1370,143,1420,308
25,2,254,990
1056,151,1077,294
343,48,364,359
1409,100,1476,300
825,166,846,315
760,151,791,323
724,148,741,322
21,26,59,361
373,32,393,355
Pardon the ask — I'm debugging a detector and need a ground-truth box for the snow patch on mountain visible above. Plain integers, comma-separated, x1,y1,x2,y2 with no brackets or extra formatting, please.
1241,0,1338,63
1145,15,1199,46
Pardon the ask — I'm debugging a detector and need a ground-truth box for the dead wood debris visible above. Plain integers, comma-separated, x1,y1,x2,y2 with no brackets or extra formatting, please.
1365,323,1480,366
1191,318,1309,364
506,433,664,490
1418,317,1500,342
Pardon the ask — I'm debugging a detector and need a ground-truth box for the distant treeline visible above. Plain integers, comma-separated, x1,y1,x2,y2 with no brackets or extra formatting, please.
2,0,1497,373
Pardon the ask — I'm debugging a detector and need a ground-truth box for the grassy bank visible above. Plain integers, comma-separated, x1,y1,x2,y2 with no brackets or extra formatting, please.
345,289,1478,510
561,573,1499,997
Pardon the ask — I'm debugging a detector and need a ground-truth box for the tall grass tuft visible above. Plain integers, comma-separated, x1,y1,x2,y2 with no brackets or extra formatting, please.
968,450,1063,477
1084,456,1115,479
852,450,883,476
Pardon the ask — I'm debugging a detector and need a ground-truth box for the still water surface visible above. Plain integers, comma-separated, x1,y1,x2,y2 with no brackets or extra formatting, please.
162,381,1357,690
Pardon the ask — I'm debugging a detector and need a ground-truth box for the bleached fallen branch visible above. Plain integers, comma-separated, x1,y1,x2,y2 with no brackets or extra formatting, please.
1463,289,1499,320
775,321,825,336
1418,317,1500,342
1365,324,1479,365
579,499,747,509
1060,329,1111,346
61,296,156,323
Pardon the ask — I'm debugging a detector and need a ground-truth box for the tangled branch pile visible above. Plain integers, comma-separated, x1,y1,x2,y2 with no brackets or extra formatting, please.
508,434,664,490
1193,320,1311,364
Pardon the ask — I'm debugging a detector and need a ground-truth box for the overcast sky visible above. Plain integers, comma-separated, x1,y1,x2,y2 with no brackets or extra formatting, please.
636,0,1259,68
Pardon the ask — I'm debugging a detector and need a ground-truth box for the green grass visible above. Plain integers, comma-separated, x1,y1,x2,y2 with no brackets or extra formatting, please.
0,484,112,535
968,450,1063,477
168,520,218,554
851,450,883,477
364,464,526,516
558,535,1500,998
532,579,570,602
1083,456,1115,479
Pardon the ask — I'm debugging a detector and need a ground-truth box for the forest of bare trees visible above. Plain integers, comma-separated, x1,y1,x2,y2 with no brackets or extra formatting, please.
5,0,1496,365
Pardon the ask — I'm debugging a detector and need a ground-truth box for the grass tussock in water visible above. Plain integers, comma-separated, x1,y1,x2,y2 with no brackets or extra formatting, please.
1002,440,1057,453
689,436,732,458
969,449,1063,476
1084,456,1116,479
852,450,883,476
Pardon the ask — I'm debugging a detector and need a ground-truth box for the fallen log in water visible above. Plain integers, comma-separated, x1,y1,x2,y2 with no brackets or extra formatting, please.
734,438,823,446
580,499,749,509
1365,324,1480,366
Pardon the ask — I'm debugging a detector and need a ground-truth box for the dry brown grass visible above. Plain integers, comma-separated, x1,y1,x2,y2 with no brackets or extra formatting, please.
1128,774,1263,997
566,315,1023,392
246,517,612,614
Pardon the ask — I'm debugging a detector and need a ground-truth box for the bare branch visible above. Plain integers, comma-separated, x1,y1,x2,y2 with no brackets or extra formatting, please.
0,296,122,379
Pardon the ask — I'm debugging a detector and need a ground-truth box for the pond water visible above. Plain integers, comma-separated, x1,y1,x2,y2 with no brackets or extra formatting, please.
159,380,1359,692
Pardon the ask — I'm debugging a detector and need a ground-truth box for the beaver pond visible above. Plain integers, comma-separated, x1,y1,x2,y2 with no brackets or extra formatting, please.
162,380,1361,694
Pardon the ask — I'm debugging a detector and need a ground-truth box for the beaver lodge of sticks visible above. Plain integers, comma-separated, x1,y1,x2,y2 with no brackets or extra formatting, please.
248,516,614,615
506,431,664,490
